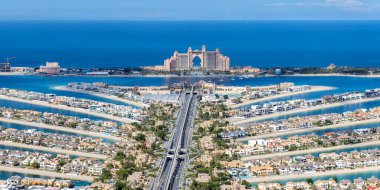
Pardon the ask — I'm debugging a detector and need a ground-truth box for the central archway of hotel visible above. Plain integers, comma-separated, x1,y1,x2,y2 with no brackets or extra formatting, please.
192,56,202,68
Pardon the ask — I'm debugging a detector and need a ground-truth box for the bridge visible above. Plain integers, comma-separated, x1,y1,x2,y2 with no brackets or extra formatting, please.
153,87,197,190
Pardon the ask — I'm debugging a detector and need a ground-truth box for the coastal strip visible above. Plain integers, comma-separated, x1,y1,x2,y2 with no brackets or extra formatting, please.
231,96,380,125
0,141,108,160
245,165,380,183
241,140,380,161
0,166,94,182
238,117,380,141
283,74,380,78
54,86,149,108
0,95,137,123
230,86,334,108
0,118,122,141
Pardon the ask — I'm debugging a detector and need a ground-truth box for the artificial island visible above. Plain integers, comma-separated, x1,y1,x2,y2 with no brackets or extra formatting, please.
0,46,380,190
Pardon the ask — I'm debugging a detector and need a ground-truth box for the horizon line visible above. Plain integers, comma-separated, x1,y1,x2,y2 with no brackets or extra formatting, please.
1,19,380,22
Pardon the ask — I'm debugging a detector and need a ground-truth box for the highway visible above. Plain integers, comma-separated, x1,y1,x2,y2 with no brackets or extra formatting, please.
154,88,197,190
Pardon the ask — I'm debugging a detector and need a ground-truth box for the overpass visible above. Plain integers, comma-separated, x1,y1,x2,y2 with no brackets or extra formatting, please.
153,87,197,190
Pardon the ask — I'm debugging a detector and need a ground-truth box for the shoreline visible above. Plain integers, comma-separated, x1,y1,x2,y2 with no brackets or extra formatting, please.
284,74,380,78
0,118,121,141
245,165,380,183
230,86,335,108
0,141,108,160
231,96,380,125
1,72,380,78
241,140,380,161
0,72,34,76
0,95,137,123
54,86,149,109
0,166,94,182
238,117,380,141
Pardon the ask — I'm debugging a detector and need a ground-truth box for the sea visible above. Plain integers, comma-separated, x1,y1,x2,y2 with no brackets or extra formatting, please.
0,21,380,186
0,21,380,68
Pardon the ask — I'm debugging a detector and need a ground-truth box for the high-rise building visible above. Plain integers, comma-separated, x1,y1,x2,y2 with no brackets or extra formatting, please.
39,62,61,74
163,45,230,71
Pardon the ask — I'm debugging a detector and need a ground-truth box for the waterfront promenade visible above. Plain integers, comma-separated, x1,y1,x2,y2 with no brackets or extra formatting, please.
245,165,380,183
231,96,380,125
0,95,137,123
0,141,108,160
230,85,334,108
54,86,149,108
240,140,380,161
238,117,380,141
0,166,94,181
0,118,122,141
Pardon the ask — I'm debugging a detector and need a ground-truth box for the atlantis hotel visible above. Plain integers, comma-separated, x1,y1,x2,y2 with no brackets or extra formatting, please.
143,45,230,72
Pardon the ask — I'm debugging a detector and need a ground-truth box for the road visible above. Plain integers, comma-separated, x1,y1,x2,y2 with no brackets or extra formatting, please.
154,89,197,190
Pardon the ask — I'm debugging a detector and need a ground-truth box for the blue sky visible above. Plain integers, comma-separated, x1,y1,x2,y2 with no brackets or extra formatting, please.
1,0,380,20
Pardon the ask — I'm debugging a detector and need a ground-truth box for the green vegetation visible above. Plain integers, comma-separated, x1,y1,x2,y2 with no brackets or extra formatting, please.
190,173,232,190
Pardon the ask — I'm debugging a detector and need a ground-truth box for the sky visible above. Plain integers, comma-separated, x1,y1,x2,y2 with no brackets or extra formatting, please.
1,0,380,20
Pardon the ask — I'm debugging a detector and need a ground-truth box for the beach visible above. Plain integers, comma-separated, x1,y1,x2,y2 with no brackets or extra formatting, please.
285,74,380,78
230,86,334,109
231,96,380,125
0,118,121,141
245,165,380,183
54,86,149,108
241,140,380,161
0,95,137,123
0,166,94,181
0,72,33,76
238,117,380,141
0,141,108,160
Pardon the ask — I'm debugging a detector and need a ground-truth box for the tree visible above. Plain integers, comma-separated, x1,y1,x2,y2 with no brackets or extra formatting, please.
99,169,112,182
241,180,251,188
58,160,66,166
30,162,40,169
114,151,127,161
134,133,146,142
306,178,314,184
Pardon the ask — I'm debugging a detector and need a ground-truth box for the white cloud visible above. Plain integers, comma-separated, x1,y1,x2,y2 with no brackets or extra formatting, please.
267,0,367,11
325,0,364,10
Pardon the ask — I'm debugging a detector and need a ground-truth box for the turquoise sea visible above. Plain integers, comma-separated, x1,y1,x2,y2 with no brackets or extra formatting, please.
1,20,380,186
0,75,379,185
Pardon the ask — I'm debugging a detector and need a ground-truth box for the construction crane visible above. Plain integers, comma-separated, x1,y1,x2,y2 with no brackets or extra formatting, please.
5,57,15,63
0,57,15,72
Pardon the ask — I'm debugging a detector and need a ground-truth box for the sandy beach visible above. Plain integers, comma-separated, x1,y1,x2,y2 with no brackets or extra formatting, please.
230,86,334,109
0,166,94,181
0,141,108,160
245,165,380,183
285,74,380,78
241,140,380,161
231,96,380,125
54,86,149,108
238,117,380,141
0,95,138,123
0,118,121,141
0,72,33,76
